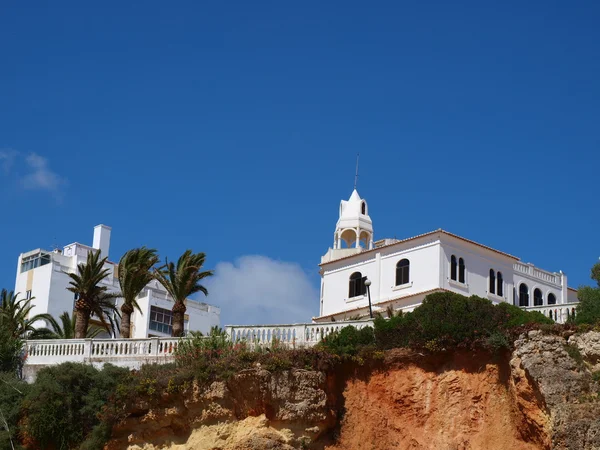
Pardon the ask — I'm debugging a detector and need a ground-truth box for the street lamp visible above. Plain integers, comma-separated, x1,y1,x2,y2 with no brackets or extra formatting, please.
364,278,373,319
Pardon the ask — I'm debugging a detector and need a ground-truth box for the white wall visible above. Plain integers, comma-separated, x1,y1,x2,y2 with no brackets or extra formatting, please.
320,235,442,318
440,236,516,304
320,231,576,321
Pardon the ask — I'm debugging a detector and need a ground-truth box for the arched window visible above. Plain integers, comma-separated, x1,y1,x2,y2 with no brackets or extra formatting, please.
519,283,529,307
459,258,466,283
548,293,556,305
533,288,543,306
496,272,503,297
451,255,457,281
361,202,366,215
489,269,496,294
396,259,410,286
349,272,366,298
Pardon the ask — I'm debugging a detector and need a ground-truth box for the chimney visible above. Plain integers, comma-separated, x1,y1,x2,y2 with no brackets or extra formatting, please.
93,224,112,258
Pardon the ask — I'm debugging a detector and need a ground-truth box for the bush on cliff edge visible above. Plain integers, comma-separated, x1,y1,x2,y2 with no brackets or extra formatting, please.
21,362,129,450
374,292,552,351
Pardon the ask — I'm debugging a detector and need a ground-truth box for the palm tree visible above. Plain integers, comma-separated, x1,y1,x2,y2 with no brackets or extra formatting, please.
0,289,53,338
154,250,213,337
29,311,105,339
66,250,119,339
117,247,159,338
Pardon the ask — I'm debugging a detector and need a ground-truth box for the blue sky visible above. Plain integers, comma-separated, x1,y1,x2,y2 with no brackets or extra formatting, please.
1,1,598,325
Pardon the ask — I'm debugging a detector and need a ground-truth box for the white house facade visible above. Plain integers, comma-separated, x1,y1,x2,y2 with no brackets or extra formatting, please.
317,190,579,324
15,224,220,338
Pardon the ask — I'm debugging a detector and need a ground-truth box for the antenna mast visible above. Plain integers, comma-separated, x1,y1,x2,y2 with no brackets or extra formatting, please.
354,153,360,190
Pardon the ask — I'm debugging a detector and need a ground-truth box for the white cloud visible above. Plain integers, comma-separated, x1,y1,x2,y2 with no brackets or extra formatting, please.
201,255,319,326
22,152,67,197
0,149,18,173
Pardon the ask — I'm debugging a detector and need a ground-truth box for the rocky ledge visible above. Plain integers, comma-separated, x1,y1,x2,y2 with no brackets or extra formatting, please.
106,331,600,450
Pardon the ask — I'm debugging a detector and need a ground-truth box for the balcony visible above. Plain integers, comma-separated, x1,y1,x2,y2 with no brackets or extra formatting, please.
513,262,561,286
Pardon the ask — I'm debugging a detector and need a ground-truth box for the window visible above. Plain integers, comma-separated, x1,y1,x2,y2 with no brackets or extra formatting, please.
451,255,457,281
349,272,366,298
534,288,543,306
458,258,466,283
548,293,556,305
149,306,173,335
497,272,503,297
20,252,51,273
361,202,366,215
396,259,410,286
519,283,529,307
489,269,496,294
25,290,32,300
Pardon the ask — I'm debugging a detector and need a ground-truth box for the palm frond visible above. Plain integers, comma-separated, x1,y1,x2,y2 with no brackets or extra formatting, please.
154,250,213,336
118,247,159,314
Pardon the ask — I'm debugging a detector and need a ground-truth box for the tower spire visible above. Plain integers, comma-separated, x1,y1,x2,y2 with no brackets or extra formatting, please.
354,153,359,190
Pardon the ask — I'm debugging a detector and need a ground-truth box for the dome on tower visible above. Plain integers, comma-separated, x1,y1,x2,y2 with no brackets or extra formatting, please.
334,189,373,250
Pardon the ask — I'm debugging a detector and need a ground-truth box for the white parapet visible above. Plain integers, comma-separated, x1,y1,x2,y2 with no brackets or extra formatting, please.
22,320,376,381
224,319,375,348
23,337,181,382
526,302,580,324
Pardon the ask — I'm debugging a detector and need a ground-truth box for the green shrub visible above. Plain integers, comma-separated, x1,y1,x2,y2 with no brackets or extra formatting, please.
318,325,375,357
0,328,24,377
0,372,29,450
495,302,553,328
79,422,113,450
375,292,552,351
23,362,129,450
575,286,600,325
485,331,510,351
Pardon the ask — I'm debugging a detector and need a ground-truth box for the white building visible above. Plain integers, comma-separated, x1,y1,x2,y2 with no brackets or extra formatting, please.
316,190,579,323
15,224,220,338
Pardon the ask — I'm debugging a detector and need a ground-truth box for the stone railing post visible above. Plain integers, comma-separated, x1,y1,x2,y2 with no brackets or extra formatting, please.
150,337,160,358
83,339,92,362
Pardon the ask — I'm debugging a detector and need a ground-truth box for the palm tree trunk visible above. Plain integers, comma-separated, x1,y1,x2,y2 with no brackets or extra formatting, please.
171,302,186,337
120,304,134,338
120,311,131,338
74,309,90,339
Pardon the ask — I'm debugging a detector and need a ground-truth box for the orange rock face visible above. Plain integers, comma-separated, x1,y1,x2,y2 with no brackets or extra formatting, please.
328,350,549,450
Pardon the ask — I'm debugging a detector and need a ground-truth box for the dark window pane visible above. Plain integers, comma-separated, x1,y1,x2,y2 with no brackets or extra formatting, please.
450,255,457,281
519,284,529,307
458,258,465,283
497,272,503,297
396,259,410,285
489,269,496,294
534,289,543,306
349,272,362,297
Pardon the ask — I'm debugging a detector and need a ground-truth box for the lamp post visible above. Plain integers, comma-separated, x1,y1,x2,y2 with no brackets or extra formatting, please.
364,278,373,319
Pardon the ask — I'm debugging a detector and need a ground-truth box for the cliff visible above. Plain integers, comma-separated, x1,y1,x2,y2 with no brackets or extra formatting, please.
106,331,600,450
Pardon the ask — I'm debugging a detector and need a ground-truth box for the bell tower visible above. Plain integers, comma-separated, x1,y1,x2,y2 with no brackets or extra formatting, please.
333,189,374,250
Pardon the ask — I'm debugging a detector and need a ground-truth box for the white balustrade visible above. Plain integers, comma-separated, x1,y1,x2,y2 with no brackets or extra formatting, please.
225,320,375,348
525,302,579,324
22,320,372,378
25,337,181,367
514,262,561,285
